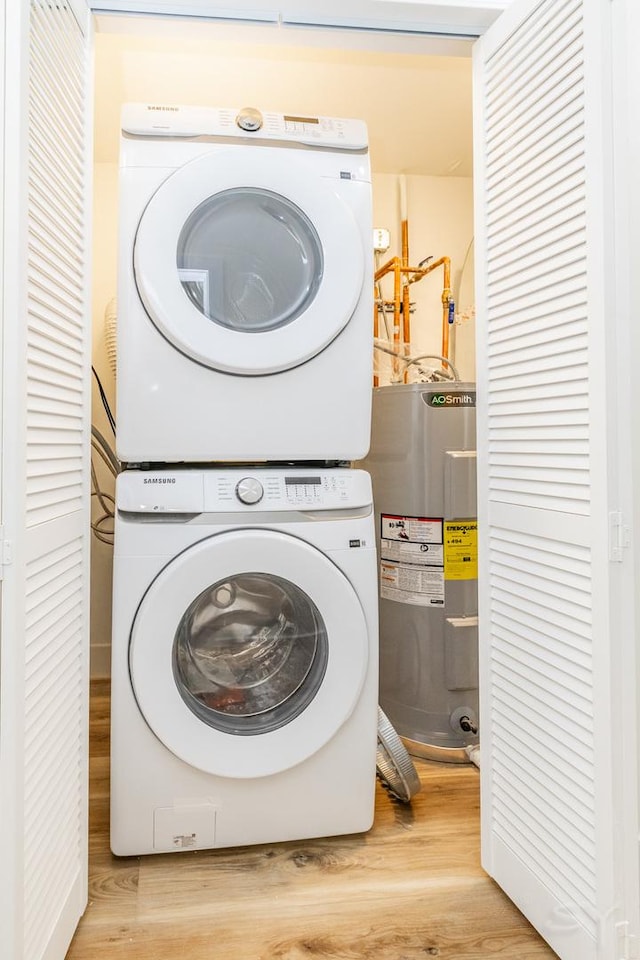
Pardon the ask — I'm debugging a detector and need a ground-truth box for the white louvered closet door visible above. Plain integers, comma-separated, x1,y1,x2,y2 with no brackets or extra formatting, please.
474,1,639,959
0,2,92,960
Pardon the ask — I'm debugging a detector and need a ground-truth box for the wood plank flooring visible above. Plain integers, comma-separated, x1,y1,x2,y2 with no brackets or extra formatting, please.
66,680,558,960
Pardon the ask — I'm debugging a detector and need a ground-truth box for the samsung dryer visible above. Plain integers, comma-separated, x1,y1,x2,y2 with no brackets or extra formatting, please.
116,103,373,464
110,467,378,855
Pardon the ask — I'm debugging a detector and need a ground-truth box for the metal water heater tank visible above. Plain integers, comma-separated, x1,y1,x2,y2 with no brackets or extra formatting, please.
361,382,479,761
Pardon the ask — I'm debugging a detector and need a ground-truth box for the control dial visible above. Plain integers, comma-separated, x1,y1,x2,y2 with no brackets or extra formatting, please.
236,107,263,132
235,477,264,505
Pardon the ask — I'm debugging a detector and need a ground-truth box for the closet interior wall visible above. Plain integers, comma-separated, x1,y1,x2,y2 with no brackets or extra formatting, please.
89,21,477,675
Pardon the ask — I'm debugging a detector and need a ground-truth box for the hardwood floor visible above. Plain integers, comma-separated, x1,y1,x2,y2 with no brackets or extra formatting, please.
66,680,558,960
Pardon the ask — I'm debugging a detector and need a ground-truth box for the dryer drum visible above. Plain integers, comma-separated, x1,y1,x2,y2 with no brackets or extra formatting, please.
172,573,329,735
176,187,323,333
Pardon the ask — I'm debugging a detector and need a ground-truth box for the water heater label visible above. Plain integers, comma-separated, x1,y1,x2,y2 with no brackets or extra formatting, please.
380,513,445,605
381,514,442,545
444,520,478,580
380,540,444,564
380,561,445,606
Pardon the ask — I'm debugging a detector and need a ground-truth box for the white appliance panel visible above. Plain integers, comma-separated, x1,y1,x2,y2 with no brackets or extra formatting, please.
110,468,379,855
116,104,373,463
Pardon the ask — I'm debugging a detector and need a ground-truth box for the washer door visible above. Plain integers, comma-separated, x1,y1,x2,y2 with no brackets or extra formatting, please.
129,529,369,778
134,149,365,375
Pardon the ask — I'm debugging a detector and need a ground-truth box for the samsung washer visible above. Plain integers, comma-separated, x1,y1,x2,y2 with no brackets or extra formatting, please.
116,103,373,464
110,467,378,855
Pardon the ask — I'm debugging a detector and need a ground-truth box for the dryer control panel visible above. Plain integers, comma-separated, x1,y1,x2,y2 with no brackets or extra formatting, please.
121,103,368,151
117,468,373,514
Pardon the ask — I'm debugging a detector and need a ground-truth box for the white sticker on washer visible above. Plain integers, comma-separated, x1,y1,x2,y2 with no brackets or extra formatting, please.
380,561,445,606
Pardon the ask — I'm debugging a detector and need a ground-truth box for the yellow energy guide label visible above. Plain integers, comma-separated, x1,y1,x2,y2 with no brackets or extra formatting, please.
443,520,478,581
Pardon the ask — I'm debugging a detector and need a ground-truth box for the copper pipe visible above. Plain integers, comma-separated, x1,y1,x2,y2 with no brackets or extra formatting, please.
374,256,399,282
373,249,454,371
441,289,451,360
377,261,455,283
441,257,452,360
402,284,411,383
405,255,450,284
373,297,379,388
401,221,409,266
392,259,402,381
400,220,410,382
404,255,453,361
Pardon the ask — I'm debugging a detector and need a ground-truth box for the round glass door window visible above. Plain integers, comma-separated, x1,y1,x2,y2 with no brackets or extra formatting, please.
176,188,324,333
173,573,328,735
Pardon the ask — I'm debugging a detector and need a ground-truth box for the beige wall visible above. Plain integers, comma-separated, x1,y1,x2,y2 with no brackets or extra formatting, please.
90,163,119,676
89,163,475,675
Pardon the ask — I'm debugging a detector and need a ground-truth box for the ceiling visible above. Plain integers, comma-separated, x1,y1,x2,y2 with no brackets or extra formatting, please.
93,17,474,177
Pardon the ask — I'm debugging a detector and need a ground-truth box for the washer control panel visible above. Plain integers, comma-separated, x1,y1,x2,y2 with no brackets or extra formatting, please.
236,107,263,132
117,469,372,513
122,103,368,151
212,471,360,510
235,477,264,505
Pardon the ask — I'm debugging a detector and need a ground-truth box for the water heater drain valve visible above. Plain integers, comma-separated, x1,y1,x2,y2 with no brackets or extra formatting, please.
450,706,479,737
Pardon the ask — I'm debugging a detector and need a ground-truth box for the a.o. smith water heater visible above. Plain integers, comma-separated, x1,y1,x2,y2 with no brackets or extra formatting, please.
362,382,479,761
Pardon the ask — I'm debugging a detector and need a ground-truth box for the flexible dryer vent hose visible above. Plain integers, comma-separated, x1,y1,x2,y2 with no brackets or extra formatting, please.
104,297,117,378
376,707,422,803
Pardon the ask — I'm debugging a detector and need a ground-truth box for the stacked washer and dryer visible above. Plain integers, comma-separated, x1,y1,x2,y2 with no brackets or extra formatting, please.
110,104,379,855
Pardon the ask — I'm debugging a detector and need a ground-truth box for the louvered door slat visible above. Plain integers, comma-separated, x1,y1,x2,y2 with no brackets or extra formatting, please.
474,0,632,957
487,81,584,175
29,33,84,137
29,122,84,197
488,206,586,269
0,2,92,959
488,133,585,213
487,105,585,187
492,729,594,819
489,41,583,148
28,375,83,404
30,172,85,248
28,330,84,371
25,610,83,677
489,298,586,339
29,192,84,261
30,127,82,210
29,242,84,298
485,0,579,79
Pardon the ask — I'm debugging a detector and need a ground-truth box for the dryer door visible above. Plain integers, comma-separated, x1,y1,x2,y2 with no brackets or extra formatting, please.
133,149,366,375
129,529,370,778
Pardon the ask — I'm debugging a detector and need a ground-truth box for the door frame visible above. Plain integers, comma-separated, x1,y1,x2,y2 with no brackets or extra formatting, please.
86,1,510,38
81,0,639,953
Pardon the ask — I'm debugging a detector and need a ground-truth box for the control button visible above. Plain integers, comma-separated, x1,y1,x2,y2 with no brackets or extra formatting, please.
236,107,263,132
235,477,264,505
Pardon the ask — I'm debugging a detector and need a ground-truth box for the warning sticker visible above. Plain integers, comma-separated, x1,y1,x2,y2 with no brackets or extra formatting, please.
381,539,444,565
380,561,445,606
379,514,445,606
443,520,478,581
381,514,442,546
